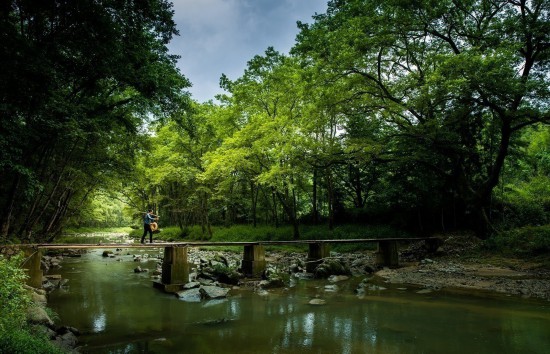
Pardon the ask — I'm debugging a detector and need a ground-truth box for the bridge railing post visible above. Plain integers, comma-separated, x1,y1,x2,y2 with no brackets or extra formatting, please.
306,242,330,273
155,246,189,293
241,244,266,277
376,240,399,268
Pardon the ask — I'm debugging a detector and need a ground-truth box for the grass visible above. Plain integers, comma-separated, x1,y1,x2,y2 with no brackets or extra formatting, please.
125,223,411,252
57,226,134,244
484,224,550,254
63,226,133,234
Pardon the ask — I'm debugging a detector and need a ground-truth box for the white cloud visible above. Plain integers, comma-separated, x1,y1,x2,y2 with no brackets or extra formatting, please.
168,0,327,102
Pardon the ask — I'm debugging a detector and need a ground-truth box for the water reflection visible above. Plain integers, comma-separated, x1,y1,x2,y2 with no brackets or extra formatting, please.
92,313,106,333
47,250,550,354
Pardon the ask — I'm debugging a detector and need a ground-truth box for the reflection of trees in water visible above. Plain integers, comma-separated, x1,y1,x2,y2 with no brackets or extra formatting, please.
49,258,549,353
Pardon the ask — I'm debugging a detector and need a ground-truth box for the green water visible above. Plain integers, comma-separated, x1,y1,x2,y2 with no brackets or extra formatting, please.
47,249,550,354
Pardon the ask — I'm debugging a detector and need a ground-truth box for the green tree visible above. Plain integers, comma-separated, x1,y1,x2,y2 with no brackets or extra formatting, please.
204,49,311,238
0,0,190,241
293,0,550,236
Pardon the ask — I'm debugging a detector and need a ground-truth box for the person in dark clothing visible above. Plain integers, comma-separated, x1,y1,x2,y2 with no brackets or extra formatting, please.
141,209,159,244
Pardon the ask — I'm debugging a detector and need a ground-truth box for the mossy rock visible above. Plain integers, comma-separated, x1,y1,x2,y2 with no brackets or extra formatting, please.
314,259,351,279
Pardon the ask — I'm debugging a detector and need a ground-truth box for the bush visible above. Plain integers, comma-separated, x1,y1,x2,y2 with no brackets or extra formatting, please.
0,254,30,332
0,254,62,353
0,328,62,354
485,225,550,256
496,177,550,229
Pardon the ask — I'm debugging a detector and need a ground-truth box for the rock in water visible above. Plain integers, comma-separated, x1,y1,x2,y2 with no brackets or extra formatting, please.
176,288,202,302
309,299,326,305
200,286,230,299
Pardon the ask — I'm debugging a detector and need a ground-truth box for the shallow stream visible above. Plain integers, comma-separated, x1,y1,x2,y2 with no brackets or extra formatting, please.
47,249,550,353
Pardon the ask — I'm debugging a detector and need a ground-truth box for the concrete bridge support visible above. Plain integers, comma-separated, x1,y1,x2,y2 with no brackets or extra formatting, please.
241,244,266,277
22,247,43,289
376,240,399,268
425,238,443,253
306,243,330,273
154,246,189,293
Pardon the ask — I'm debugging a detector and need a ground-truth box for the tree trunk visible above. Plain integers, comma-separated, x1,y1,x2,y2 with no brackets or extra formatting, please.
0,175,21,240
312,167,319,224
271,188,278,227
349,163,364,208
326,168,335,230
274,189,300,239
250,181,258,227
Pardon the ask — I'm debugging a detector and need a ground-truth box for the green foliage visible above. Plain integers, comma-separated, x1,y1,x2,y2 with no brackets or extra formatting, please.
210,264,241,285
0,0,190,242
0,254,62,353
484,226,550,257
63,226,133,234
497,192,549,229
495,125,550,229
292,0,550,236
128,224,408,253
69,193,134,228
0,328,63,354
0,254,30,332
57,227,132,244
3,0,549,243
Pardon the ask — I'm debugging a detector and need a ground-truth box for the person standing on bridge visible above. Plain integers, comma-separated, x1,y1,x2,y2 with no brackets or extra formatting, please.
141,209,159,244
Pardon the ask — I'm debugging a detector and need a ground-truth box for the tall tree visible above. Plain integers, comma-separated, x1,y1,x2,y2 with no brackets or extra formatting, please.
204,49,310,238
0,0,190,241
293,0,550,236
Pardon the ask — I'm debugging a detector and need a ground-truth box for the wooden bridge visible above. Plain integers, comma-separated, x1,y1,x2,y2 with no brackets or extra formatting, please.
13,237,442,293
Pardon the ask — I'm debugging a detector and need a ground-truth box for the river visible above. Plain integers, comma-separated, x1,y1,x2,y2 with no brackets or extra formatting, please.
46,248,550,353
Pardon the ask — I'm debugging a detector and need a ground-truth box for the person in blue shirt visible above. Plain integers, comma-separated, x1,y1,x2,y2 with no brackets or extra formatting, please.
141,209,159,244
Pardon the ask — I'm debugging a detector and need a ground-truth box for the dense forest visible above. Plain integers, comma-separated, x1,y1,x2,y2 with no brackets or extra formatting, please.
1,0,549,243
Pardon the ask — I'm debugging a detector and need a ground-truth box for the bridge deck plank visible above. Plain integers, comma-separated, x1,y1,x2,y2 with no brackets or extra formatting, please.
5,237,441,249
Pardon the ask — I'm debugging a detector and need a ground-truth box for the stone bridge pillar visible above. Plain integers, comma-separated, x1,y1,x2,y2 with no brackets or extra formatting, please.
376,240,399,268
425,238,443,253
306,243,330,273
241,244,266,277
154,246,189,293
22,247,43,289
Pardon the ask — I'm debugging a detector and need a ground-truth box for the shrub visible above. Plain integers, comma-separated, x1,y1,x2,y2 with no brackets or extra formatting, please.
0,328,62,354
0,254,30,332
485,225,550,256
0,254,63,353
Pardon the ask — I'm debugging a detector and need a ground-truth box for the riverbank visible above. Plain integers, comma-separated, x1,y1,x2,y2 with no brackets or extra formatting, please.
374,233,550,301
183,232,550,301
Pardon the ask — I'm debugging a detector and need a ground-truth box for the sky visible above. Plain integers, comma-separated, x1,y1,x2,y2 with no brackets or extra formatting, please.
167,0,328,103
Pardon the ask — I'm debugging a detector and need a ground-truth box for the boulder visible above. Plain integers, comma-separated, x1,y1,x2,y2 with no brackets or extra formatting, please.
259,277,286,289
328,275,349,283
30,291,48,306
314,259,351,278
309,298,326,305
289,263,301,273
42,280,56,292
183,281,201,290
52,331,78,351
200,286,230,299
176,288,202,302
27,305,54,327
